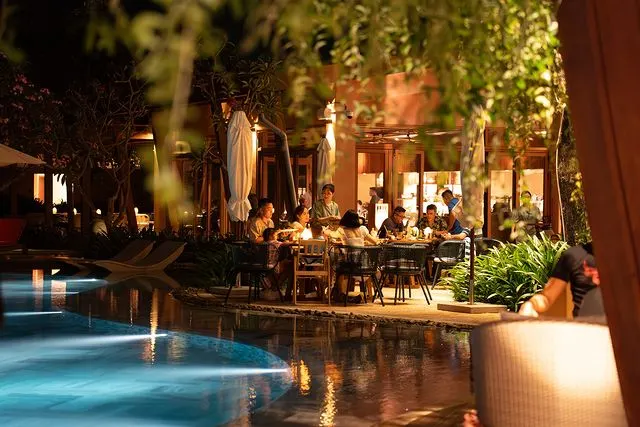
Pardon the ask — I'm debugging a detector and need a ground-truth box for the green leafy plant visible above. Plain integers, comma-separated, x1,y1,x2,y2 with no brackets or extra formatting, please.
443,235,569,311
194,239,233,288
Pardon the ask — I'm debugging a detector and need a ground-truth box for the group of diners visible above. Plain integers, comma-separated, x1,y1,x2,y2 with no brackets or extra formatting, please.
240,184,482,301
245,185,476,249
245,183,340,244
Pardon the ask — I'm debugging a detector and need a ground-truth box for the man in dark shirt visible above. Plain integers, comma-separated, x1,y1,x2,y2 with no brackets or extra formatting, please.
378,206,406,238
519,242,598,317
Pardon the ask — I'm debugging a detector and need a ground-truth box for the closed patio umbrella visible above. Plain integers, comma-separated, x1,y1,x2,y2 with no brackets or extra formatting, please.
226,111,253,222
0,144,45,167
316,137,332,196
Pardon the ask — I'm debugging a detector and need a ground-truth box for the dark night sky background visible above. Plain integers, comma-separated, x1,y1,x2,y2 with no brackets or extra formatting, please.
11,0,251,92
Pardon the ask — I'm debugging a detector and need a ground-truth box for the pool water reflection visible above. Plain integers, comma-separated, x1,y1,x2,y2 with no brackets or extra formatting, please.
0,271,291,427
0,269,472,426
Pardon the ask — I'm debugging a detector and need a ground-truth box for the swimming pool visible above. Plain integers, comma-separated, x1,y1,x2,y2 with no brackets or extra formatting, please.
0,268,472,426
0,272,292,427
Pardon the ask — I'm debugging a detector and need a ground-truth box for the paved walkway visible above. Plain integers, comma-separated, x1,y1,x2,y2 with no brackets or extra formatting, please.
178,287,502,329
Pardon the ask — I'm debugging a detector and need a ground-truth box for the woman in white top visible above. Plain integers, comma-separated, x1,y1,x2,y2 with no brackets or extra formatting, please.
336,210,378,246
291,205,310,235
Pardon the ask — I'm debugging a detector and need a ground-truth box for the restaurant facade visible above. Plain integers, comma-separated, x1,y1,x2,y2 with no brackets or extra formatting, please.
255,69,562,239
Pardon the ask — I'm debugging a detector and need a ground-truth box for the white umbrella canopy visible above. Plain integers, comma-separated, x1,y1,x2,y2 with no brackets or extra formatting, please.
0,144,45,167
316,137,332,196
226,111,253,222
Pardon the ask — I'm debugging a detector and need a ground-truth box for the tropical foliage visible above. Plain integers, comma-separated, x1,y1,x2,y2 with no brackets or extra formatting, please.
443,235,568,311
557,112,591,245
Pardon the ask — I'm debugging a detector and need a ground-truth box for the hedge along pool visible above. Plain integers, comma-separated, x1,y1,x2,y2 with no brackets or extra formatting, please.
0,272,292,427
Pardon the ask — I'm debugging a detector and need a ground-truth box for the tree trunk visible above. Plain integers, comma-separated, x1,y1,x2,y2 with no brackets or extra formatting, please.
557,112,591,246
106,196,115,234
66,181,75,233
81,171,92,236
121,148,138,235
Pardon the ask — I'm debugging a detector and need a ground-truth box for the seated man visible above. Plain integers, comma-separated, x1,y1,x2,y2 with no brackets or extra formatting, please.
378,206,406,238
417,204,449,237
519,242,598,318
247,198,277,243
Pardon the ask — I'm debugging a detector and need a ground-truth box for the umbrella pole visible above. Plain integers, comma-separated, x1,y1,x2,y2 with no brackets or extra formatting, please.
469,227,475,305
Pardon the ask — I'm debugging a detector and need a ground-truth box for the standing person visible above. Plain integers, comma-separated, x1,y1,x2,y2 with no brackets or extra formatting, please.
367,187,381,228
441,189,464,235
519,242,599,318
311,184,340,225
247,198,278,243
513,190,542,237
378,206,406,238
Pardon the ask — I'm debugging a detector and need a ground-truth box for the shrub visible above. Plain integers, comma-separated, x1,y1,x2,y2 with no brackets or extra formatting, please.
194,240,232,288
443,235,569,311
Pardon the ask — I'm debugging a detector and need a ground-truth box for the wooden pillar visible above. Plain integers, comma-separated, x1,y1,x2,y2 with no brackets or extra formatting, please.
558,1,640,424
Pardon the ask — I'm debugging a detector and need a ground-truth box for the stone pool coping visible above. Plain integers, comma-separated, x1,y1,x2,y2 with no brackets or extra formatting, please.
171,288,500,331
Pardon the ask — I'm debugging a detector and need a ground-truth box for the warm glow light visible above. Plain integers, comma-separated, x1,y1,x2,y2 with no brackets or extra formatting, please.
96,208,102,215
72,208,77,215
132,131,154,140
298,359,311,396
32,269,43,311
134,207,139,214
300,228,313,240
52,207,57,214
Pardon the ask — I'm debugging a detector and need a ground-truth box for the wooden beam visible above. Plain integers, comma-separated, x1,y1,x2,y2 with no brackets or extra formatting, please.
558,1,640,424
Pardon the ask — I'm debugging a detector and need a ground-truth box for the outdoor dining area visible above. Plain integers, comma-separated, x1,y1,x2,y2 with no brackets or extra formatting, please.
222,224,499,310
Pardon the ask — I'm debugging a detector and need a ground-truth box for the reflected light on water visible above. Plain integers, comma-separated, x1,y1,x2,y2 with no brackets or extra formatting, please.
298,359,311,396
5,311,63,317
32,269,43,311
51,279,66,308
129,289,139,326
168,334,187,363
143,289,159,364
320,377,336,427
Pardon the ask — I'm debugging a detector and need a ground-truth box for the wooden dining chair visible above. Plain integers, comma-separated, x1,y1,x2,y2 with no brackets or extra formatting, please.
292,239,330,305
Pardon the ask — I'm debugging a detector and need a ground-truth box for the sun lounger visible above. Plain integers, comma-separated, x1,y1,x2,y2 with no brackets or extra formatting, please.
93,241,186,273
57,239,155,272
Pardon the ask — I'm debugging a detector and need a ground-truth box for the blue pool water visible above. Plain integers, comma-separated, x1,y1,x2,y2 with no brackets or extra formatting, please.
0,273,292,426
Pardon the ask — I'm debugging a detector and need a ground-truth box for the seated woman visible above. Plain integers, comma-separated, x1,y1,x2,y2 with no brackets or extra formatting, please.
331,209,378,246
290,205,310,239
330,210,378,300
